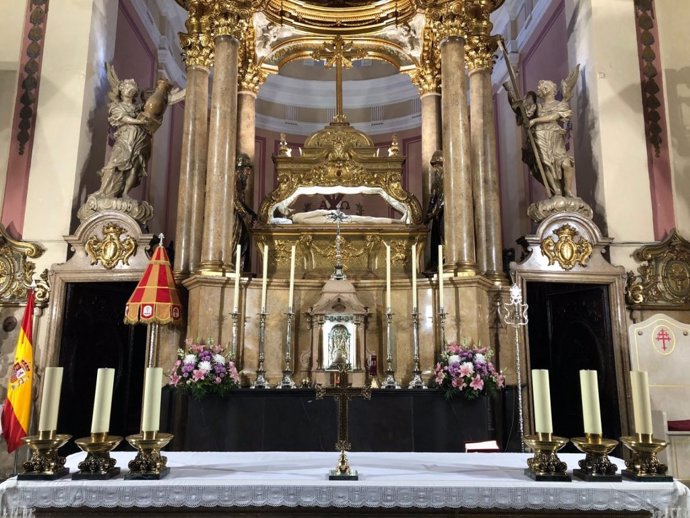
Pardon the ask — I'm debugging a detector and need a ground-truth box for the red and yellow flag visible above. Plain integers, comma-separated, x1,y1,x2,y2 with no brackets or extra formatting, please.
1,290,35,452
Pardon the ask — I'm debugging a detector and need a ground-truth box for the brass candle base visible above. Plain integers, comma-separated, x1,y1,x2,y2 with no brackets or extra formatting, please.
328,449,358,480
72,433,123,480
620,434,673,482
523,433,571,481
125,431,173,480
18,431,71,480
571,434,622,482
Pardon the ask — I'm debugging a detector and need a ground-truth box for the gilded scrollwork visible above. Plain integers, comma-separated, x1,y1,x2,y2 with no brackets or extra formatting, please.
0,224,44,304
34,268,50,305
407,23,442,95
540,224,593,271
84,223,137,270
626,229,690,306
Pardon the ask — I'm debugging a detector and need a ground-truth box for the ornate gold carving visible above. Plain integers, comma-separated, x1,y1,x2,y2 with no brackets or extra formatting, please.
540,224,593,271
85,224,137,270
260,0,417,35
238,24,267,93
259,122,423,225
0,224,44,303
179,0,214,67
465,1,501,71
408,23,442,95
433,3,467,41
626,229,690,306
34,268,50,306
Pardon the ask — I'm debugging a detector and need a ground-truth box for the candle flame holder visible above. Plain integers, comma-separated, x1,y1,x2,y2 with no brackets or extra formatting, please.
408,309,426,389
571,434,621,481
18,431,71,480
278,309,296,389
125,431,173,480
523,433,571,481
620,434,672,482
72,433,122,480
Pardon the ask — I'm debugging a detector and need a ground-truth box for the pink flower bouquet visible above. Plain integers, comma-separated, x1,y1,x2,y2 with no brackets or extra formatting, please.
168,338,240,398
431,340,505,400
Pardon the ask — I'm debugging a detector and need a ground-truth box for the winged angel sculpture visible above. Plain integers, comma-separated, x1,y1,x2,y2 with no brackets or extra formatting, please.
78,64,184,224
509,67,580,199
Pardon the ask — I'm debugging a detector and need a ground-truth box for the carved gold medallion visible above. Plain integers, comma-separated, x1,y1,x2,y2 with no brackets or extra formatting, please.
540,224,592,271
85,223,137,269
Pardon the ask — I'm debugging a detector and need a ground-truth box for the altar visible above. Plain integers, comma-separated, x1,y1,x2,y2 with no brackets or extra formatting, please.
1,452,687,517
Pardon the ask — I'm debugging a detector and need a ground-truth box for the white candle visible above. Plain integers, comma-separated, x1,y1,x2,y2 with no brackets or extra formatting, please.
141,367,163,433
411,243,417,310
233,245,241,313
38,367,63,432
91,368,115,434
288,245,296,309
438,245,444,308
260,244,268,312
630,370,653,435
579,370,602,435
531,369,553,434
385,243,391,309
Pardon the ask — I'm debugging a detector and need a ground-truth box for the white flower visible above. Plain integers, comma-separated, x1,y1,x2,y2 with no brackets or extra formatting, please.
183,354,197,365
198,360,212,373
475,353,486,364
448,354,461,366
213,354,226,365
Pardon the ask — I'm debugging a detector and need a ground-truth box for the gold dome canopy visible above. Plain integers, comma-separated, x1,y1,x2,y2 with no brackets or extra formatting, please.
262,0,418,35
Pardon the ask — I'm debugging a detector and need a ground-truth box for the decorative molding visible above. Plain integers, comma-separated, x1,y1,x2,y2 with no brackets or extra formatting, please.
16,0,50,156
626,229,690,307
0,224,44,304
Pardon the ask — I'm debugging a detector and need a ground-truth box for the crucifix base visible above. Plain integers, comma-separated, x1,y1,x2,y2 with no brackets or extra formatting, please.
328,450,359,480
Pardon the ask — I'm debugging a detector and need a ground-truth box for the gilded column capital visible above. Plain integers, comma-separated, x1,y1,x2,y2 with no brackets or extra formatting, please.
429,2,468,42
210,1,255,39
464,0,502,72
180,0,214,68
409,23,442,95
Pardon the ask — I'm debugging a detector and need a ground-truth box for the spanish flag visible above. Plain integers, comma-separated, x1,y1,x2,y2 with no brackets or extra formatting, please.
1,290,34,452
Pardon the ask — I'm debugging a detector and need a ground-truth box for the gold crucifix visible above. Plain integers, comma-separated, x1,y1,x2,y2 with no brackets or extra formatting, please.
315,359,371,480
312,35,367,123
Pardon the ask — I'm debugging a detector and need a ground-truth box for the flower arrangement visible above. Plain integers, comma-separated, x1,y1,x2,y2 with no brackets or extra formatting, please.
168,339,240,398
431,340,505,400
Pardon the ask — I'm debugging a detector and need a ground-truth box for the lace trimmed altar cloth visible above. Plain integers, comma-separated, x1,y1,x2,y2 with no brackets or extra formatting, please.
0,452,687,514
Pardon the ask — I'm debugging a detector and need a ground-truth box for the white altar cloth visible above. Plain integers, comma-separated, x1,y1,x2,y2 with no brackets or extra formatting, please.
0,452,687,513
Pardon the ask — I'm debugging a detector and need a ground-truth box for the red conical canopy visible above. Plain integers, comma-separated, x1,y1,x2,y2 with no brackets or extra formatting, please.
124,243,182,325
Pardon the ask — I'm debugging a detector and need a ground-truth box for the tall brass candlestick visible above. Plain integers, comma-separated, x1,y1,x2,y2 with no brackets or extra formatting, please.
278,309,296,389
408,309,425,389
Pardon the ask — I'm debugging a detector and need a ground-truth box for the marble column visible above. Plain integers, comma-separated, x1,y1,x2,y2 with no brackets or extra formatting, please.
237,90,256,208
174,63,209,277
421,92,442,216
200,33,240,272
440,36,476,274
469,67,503,282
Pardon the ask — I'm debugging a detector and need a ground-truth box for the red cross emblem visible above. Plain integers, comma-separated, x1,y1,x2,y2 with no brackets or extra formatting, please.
653,326,674,353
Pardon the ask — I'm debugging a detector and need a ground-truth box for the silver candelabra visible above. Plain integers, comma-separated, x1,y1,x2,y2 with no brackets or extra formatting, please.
408,309,426,389
278,309,296,389
252,311,269,389
382,308,400,389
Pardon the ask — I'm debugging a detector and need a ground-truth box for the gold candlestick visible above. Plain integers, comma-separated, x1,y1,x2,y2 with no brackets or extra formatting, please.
72,432,122,480
523,433,571,481
620,434,672,482
125,431,173,480
18,430,71,480
571,434,621,481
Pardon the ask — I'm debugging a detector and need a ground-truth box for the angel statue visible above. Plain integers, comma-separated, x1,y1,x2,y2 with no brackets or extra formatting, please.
78,63,183,224
507,66,579,199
